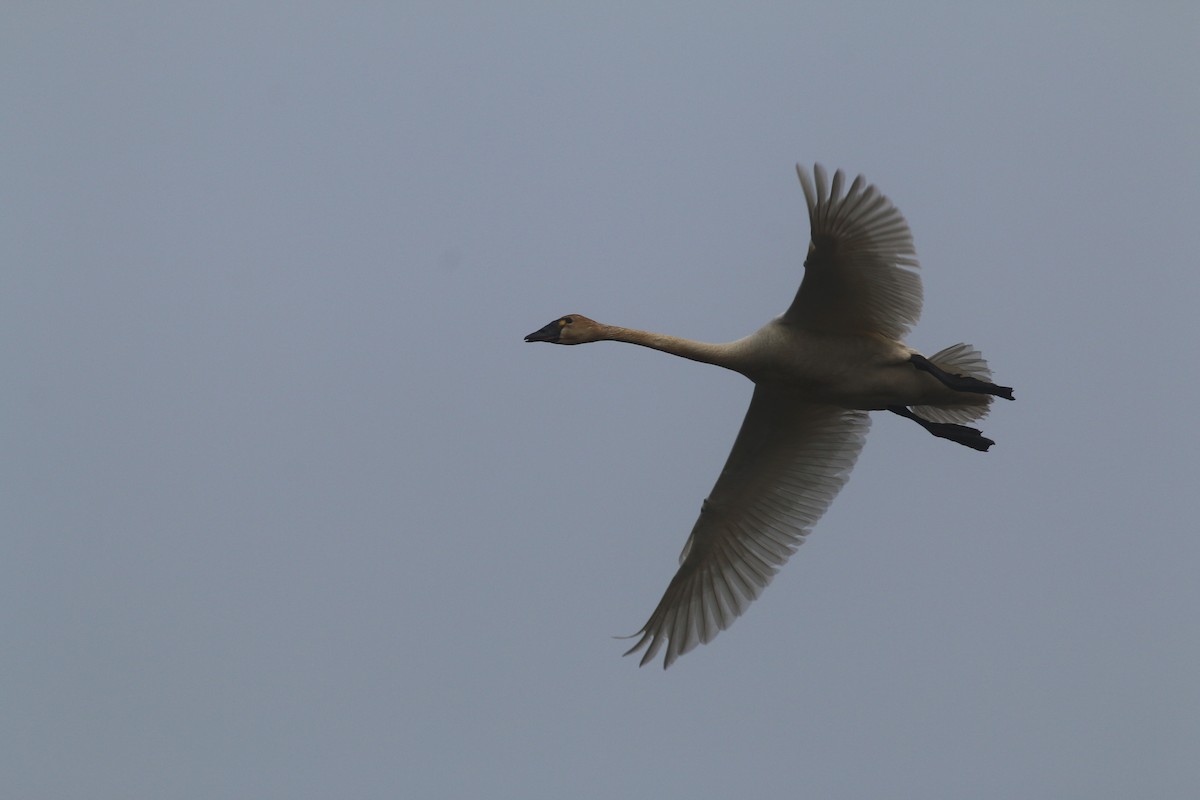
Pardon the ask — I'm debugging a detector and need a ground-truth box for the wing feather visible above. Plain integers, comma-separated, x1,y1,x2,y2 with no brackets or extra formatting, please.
783,164,923,339
623,389,870,668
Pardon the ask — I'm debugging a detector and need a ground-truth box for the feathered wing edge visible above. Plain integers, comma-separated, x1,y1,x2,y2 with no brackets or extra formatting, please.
786,164,923,340
622,392,871,668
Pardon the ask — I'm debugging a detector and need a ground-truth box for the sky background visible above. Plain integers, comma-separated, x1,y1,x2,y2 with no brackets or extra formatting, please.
5,3,1199,798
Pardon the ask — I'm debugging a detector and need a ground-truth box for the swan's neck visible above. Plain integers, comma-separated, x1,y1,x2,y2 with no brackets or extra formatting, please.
598,325,742,371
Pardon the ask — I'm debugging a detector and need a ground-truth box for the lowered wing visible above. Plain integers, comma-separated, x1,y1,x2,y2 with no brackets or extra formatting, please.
623,388,870,668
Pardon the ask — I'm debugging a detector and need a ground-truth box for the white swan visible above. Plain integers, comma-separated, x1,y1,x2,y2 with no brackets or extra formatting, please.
525,164,1013,668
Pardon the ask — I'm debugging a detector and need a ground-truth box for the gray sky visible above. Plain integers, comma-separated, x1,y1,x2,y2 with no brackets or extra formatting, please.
5,3,1199,798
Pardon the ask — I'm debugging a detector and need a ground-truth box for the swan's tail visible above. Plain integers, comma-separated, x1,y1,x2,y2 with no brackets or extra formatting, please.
910,343,996,424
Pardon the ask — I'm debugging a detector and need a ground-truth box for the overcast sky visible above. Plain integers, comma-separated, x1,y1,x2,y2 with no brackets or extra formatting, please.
5,3,1199,798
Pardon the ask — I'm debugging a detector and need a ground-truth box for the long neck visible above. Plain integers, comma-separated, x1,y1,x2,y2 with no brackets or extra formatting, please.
598,325,743,371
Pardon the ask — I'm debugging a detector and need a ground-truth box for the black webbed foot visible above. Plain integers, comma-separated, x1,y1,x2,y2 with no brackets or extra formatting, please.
888,406,995,452
909,353,1015,401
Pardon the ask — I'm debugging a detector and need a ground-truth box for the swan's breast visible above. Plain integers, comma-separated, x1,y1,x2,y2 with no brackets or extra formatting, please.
735,322,925,408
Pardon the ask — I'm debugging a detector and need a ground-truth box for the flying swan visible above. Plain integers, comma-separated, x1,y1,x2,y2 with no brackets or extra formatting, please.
525,164,1013,668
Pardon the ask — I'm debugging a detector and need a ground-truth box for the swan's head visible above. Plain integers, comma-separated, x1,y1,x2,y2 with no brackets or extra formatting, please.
524,314,604,345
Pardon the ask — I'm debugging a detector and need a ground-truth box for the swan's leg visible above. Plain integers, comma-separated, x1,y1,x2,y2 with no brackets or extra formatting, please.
909,354,1015,400
888,406,995,452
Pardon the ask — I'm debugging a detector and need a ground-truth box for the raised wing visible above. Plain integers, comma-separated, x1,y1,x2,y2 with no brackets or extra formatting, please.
783,164,923,339
623,389,870,668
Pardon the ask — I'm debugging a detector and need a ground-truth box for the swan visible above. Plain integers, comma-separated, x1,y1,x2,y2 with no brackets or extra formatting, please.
525,164,1013,668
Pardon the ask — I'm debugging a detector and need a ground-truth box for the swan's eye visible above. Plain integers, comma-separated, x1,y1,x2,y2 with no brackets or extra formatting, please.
562,317,574,325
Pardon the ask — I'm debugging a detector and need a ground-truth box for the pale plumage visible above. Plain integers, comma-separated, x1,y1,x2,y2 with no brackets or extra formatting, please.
525,164,1013,668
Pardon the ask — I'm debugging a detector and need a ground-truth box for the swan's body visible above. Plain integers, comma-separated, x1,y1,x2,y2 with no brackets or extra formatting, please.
526,164,1012,668
580,322,967,409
